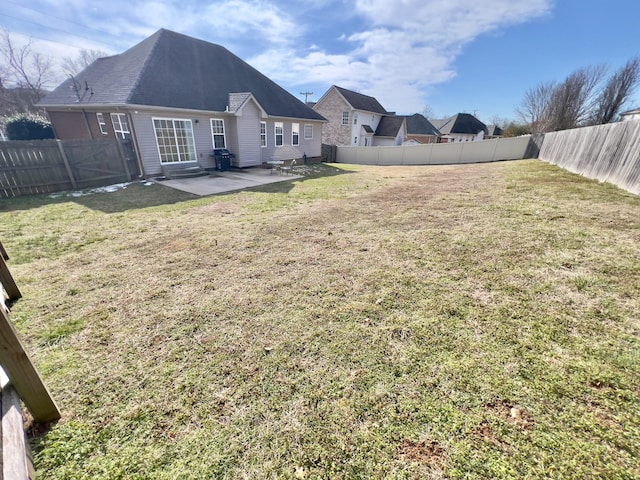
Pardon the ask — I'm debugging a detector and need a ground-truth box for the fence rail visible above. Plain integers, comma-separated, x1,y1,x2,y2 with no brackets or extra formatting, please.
0,138,139,198
538,119,640,195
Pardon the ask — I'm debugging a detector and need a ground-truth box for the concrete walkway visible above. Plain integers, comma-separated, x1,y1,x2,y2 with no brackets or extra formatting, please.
154,168,302,196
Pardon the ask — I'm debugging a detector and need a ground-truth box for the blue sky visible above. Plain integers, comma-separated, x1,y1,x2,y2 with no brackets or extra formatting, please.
2,0,639,124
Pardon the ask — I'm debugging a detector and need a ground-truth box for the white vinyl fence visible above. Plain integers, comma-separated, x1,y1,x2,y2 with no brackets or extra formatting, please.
539,120,640,195
336,136,532,166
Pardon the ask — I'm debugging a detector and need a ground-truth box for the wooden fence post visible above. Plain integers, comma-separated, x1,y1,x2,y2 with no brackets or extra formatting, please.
0,306,60,423
0,254,21,301
55,140,77,190
0,241,7,260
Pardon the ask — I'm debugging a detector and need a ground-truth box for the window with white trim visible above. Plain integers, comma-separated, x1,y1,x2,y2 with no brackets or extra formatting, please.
342,111,349,125
260,121,267,147
152,118,197,163
96,113,107,135
304,124,313,139
353,112,358,125
275,122,283,147
110,113,130,139
210,118,226,149
292,123,299,146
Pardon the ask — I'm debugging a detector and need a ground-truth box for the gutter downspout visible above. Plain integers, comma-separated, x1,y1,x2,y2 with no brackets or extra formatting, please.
81,109,94,139
126,111,146,178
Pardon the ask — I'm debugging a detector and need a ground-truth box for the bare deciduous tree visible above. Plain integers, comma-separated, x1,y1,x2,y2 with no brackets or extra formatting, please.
61,48,108,76
0,30,54,99
421,104,435,120
516,81,556,133
0,30,54,115
548,65,606,131
589,57,640,125
517,59,640,133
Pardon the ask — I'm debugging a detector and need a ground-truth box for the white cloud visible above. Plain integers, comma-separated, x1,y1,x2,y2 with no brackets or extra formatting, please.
252,0,552,112
5,0,553,113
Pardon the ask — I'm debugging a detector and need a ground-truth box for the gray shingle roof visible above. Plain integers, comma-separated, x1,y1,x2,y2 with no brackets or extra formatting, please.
405,114,440,136
39,29,325,121
432,113,487,135
334,86,388,114
486,125,503,136
375,116,405,137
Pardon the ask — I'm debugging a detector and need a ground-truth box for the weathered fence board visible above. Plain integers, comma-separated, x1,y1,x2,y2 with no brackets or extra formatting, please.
539,119,640,195
0,306,60,423
0,254,21,301
0,138,139,198
2,371,36,480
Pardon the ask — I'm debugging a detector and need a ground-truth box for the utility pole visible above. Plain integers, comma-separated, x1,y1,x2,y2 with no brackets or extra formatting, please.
300,91,314,103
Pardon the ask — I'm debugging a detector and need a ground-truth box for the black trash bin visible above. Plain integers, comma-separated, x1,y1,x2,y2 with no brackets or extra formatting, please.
213,148,235,171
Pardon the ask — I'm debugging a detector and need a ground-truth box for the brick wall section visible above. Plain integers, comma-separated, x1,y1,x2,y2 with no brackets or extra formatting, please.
313,89,352,146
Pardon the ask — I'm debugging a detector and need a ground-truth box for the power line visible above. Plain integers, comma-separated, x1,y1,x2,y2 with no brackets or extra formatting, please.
300,91,314,102
0,10,115,50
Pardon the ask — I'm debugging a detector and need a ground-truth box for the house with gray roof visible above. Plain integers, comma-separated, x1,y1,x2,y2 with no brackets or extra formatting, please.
404,114,441,144
39,29,326,177
432,113,487,143
374,116,407,146
312,85,389,146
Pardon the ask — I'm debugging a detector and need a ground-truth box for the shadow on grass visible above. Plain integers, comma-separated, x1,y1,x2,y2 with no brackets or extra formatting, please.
0,163,353,213
0,181,198,214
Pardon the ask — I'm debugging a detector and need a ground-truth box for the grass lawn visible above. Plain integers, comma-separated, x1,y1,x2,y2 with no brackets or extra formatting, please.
1,160,638,479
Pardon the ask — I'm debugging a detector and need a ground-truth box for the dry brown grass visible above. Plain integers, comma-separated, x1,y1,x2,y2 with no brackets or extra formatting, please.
1,160,638,479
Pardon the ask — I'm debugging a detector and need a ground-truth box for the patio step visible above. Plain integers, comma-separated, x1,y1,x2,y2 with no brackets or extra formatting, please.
161,165,209,179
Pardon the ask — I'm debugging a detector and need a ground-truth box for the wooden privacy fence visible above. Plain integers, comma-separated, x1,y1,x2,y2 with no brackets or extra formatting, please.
0,138,139,198
1,241,61,479
538,119,640,195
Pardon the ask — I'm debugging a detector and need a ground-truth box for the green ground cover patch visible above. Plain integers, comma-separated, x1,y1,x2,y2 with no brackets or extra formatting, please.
1,161,638,479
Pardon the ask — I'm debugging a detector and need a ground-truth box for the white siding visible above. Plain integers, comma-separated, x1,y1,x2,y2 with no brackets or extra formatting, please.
130,109,235,176
260,119,323,162
235,100,262,167
129,107,323,175
130,111,163,176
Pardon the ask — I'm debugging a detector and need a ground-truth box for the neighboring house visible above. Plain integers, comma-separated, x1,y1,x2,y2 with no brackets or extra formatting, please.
485,125,503,139
403,114,441,144
38,29,326,177
373,116,407,146
313,85,388,146
432,113,488,142
620,107,640,121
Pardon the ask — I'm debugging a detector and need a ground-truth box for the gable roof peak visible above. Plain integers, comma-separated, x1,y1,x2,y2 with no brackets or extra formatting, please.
332,85,388,115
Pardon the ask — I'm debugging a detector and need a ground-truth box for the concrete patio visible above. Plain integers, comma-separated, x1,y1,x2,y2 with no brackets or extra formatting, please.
153,168,302,196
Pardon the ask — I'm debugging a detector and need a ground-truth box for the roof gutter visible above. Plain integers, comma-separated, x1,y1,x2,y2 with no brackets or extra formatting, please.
40,103,327,122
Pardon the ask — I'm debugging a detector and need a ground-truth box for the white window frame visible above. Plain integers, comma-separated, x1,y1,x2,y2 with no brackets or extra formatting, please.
292,123,299,146
96,113,107,135
275,122,283,147
353,112,358,125
342,111,349,125
210,118,226,149
260,121,267,147
152,117,197,164
304,124,313,139
110,113,130,139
